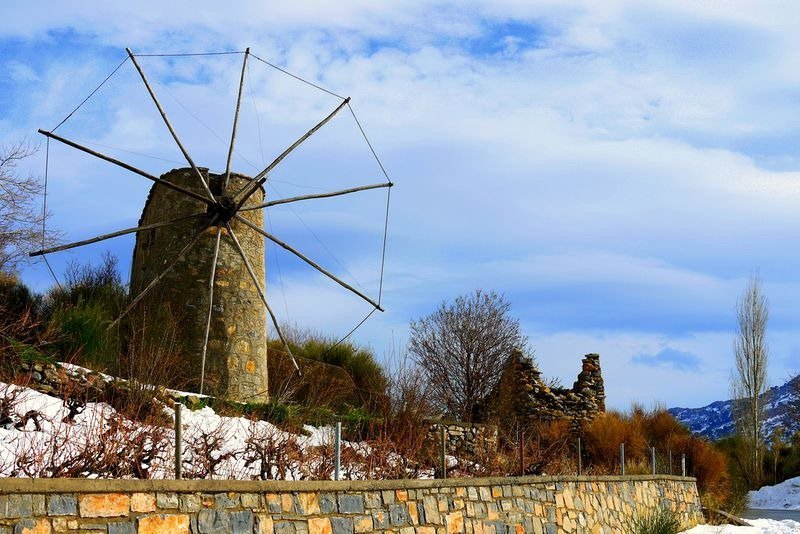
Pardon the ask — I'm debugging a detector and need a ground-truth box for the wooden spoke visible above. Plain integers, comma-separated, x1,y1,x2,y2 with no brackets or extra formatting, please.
233,97,351,210
225,223,300,372
240,182,392,211
199,226,222,395
126,48,215,201
222,48,249,193
234,214,383,311
38,129,214,206
109,218,214,329
30,213,204,257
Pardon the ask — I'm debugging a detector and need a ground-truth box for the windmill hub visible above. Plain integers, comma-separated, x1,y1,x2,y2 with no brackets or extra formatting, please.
208,195,239,224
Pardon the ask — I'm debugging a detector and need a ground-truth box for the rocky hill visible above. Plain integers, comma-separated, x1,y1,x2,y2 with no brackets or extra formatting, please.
669,375,800,441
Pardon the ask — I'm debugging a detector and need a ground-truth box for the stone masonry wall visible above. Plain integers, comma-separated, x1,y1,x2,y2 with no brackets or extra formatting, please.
426,424,498,456
489,353,606,427
0,475,703,533
130,168,268,402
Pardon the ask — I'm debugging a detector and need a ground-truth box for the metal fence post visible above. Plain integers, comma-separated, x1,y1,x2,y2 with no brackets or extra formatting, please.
651,446,656,475
669,449,673,475
681,453,686,477
620,443,625,476
174,403,182,480
440,426,447,479
334,422,342,481
577,437,582,476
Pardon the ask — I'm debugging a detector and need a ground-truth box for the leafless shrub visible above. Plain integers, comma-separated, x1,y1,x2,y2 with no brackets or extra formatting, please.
183,419,237,479
241,421,303,480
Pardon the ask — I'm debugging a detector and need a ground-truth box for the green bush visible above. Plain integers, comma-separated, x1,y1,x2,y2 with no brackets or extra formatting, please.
44,253,126,371
629,507,681,534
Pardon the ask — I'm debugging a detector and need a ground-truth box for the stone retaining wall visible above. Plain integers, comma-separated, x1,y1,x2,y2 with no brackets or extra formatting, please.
0,475,702,533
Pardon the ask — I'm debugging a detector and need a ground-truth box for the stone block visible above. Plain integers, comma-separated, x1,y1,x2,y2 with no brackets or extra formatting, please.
381,490,395,505
130,493,156,513
337,495,364,515
307,517,331,534
371,510,389,529
4,495,33,518
137,514,191,534
330,517,353,534
319,494,336,514
240,493,260,509
363,492,381,509
12,518,49,534
274,521,296,533
281,494,295,513
422,496,440,525
230,511,253,534
156,493,179,509
179,495,202,513
107,521,135,534
444,511,464,534
78,494,129,518
389,503,409,526
254,514,274,534
266,494,282,513
31,496,44,517
197,509,230,533
214,493,239,509
47,496,77,517
296,493,320,515
353,516,372,533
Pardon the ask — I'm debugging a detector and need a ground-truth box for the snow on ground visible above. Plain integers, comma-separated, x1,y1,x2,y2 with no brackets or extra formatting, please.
681,518,800,533
0,377,439,480
749,477,800,511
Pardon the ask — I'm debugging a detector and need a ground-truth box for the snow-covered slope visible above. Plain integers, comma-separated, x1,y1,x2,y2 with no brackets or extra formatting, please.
748,476,800,511
669,376,800,441
681,518,800,533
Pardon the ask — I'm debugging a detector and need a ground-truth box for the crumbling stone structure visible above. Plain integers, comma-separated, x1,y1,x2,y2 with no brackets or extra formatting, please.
130,168,268,402
488,352,606,427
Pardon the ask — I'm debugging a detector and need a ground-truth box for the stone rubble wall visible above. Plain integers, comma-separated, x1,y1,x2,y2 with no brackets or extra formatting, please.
490,353,606,427
0,475,703,533
425,424,498,456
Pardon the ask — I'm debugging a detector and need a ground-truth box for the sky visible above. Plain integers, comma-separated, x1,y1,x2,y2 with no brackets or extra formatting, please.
2,1,800,410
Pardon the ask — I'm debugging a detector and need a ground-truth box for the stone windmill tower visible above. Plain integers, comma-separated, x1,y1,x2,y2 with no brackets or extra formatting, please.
31,48,391,402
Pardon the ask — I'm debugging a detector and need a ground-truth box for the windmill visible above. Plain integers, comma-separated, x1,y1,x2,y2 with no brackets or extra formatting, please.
30,48,392,402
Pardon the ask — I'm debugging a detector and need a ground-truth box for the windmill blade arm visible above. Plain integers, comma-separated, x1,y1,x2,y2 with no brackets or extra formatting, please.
109,218,214,329
223,48,249,192
37,129,214,206
225,223,300,372
240,181,393,211
234,214,383,311
199,226,223,395
29,213,204,257
126,48,215,201
234,97,351,209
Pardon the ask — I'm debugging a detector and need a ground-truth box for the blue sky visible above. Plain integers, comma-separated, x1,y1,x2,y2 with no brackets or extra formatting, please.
2,1,800,410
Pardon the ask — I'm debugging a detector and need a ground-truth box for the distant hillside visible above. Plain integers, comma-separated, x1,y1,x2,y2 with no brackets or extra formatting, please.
668,375,800,441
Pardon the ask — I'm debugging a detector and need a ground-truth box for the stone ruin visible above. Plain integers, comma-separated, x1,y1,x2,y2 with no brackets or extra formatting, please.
487,352,606,427
130,168,268,402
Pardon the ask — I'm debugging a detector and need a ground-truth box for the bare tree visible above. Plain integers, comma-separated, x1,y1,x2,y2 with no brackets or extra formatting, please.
0,140,57,274
408,289,527,422
731,274,769,487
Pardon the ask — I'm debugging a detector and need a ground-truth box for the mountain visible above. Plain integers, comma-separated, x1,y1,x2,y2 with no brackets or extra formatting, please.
668,375,800,441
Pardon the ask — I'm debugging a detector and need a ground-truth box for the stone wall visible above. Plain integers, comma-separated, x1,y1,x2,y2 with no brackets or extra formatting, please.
0,475,702,533
130,168,268,402
489,353,606,427
426,423,498,456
